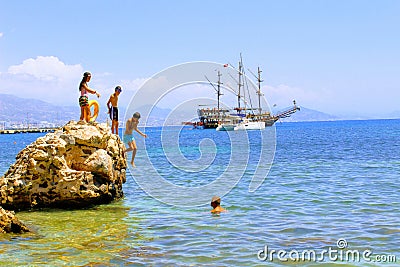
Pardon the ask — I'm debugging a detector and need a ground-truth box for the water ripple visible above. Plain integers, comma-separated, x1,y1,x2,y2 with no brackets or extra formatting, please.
0,120,399,265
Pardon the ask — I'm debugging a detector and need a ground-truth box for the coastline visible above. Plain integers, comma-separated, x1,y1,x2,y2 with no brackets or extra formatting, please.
0,127,58,134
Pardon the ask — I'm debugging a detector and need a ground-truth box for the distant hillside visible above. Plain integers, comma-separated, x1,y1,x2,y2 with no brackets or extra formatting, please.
0,93,111,124
279,106,338,122
0,94,376,126
0,94,167,126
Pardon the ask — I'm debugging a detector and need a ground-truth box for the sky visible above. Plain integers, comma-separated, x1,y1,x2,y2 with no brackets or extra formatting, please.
0,0,399,118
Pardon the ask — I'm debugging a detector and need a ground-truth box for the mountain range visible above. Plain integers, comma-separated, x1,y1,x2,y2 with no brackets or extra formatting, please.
0,93,398,126
0,94,169,126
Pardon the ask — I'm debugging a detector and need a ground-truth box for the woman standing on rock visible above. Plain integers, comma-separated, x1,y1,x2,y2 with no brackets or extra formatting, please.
79,72,100,122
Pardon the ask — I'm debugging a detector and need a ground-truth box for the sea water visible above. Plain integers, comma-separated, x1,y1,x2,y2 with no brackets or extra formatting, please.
0,120,399,266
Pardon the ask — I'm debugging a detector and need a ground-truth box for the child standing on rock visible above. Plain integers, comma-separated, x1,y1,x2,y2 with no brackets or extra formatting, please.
107,86,122,134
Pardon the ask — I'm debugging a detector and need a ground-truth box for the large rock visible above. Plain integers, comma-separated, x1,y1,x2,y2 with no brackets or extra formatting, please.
0,206,29,233
0,120,127,210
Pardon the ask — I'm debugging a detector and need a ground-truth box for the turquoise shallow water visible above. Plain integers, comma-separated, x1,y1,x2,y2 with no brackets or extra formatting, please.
0,120,399,266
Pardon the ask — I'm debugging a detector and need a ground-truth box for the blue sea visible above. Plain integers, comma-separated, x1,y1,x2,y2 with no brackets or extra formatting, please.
0,119,399,266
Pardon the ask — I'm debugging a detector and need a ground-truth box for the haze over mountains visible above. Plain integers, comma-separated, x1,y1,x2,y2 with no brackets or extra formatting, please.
0,94,398,127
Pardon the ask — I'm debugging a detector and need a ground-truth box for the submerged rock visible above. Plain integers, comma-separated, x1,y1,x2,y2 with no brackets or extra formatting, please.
0,120,127,210
0,206,29,233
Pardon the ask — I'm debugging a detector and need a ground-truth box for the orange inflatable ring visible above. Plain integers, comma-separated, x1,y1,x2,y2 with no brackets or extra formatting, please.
88,100,99,122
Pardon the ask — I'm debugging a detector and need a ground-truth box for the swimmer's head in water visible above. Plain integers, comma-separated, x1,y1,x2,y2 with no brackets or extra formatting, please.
211,196,221,207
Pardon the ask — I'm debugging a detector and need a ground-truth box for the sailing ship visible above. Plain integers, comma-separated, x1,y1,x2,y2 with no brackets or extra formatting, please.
194,57,300,130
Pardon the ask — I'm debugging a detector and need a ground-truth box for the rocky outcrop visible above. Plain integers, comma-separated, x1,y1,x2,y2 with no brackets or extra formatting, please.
0,120,127,210
0,206,29,233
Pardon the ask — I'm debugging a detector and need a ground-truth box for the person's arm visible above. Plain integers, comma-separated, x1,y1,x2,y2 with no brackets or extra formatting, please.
134,126,147,138
107,96,112,112
82,83,100,98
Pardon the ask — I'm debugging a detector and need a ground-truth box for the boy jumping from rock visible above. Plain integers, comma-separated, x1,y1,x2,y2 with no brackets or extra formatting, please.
124,112,147,167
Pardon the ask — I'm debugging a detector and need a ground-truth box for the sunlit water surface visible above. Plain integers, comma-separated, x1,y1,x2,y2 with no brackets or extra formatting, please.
0,120,399,266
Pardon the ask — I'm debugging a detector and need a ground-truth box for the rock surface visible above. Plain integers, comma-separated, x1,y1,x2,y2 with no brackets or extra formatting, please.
0,120,127,210
0,206,30,233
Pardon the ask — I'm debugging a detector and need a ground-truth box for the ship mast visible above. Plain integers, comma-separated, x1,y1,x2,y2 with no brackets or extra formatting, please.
248,66,264,115
217,71,223,113
237,60,242,115
205,71,223,123
257,67,263,115
238,55,246,116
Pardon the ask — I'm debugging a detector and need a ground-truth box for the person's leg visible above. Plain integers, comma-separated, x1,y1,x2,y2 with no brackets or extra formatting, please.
115,108,119,135
84,106,90,122
83,106,87,122
80,106,85,121
130,140,137,167
113,120,118,134
125,140,135,153
111,120,116,134
83,106,88,122
88,106,92,121
131,148,137,167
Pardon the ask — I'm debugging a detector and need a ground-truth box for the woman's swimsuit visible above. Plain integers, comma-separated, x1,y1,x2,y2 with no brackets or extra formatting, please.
79,82,89,107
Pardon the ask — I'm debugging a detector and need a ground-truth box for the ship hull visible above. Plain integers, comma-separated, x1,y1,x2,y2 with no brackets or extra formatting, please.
234,121,266,131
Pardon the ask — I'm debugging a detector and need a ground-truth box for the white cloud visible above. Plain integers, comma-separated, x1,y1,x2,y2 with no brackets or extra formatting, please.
0,55,155,109
0,56,85,106
0,32,3,38
120,77,147,92
8,56,82,82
